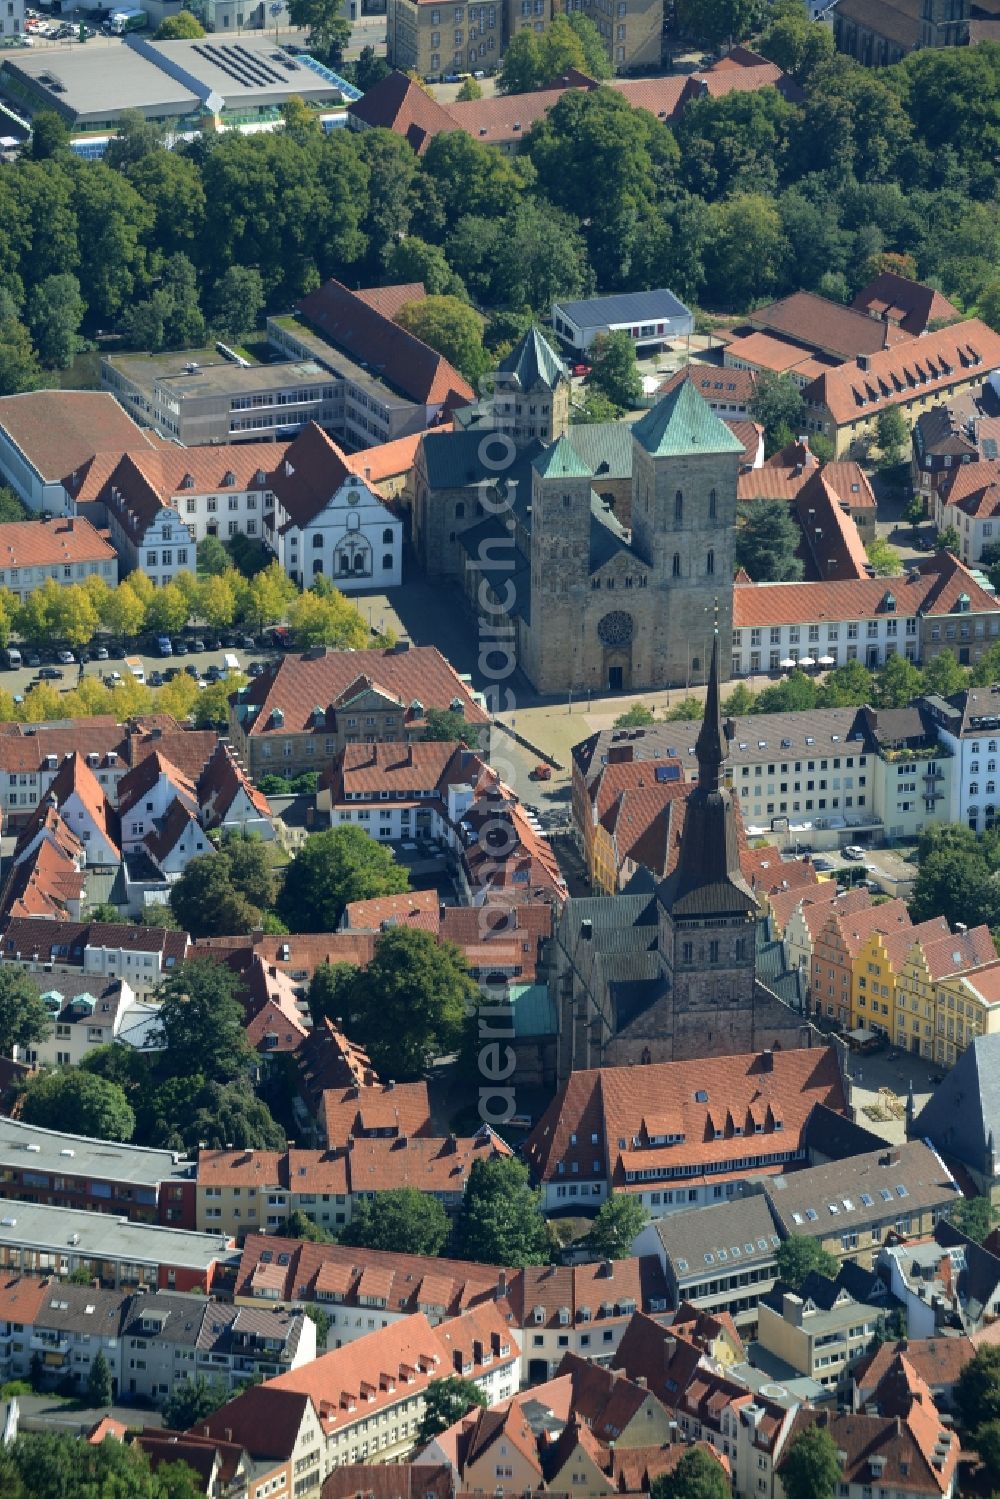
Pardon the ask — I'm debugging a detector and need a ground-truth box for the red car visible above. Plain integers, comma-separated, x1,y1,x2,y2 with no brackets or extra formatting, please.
572,362,592,378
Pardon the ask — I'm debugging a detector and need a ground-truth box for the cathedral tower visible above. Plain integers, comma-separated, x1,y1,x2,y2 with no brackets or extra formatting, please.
494,326,571,446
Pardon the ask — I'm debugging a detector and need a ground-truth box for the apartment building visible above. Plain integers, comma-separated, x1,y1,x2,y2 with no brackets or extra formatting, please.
100,470,195,590
0,1201,235,1292
0,914,190,998
525,1046,848,1214
756,1278,882,1392
0,516,117,599
228,644,488,781
801,319,1000,458
387,0,502,78
890,926,997,1063
0,1117,195,1227
734,554,1000,680
641,1196,782,1330
0,389,158,515
849,916,950,1038
101,351,340,446
911,403,980,515
760,1140,961,1271
921,686,1000,834
200,1305,519,1489
779,1403,959,1499
810,897,915,1029
18,974,160,1071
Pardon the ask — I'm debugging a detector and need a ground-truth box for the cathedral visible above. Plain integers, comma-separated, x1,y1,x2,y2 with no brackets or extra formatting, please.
411,327,742,694
545,641,816,1083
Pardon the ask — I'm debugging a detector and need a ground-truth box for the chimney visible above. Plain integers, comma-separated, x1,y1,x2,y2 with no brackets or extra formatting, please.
497,1270,507,1298
760,1049,773,1072
581,919,593,941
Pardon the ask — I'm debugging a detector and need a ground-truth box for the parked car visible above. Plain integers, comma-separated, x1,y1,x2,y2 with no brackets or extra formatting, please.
93,646,109,661
239,634,256,650
163,667,180,682
205,665,223,682
57,649,75,664
247,661,265,678
190,637,205,653
24,653,40,668
156,636,172,657
812,857,835,871
37,666,63,680
572,362,591,378
147,670,165,687
184,663,200,678
172,639,188,656
843,845,867,860
530,763,552,781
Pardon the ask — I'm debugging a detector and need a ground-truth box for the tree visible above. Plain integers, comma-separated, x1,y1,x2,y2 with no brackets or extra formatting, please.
417,1376,489,1447
304,1303,331,1350
26,274,85,370
952,1194,999,1245
308,961,360,1026
423,707,481,747
355,45,390,92
922,651,968,696
169,853,261,938
197,536,230,577
86,1349,113,1407
722,683,756,715
288,588,369,650
677,0,766,48
976,1418,1000,1474
588,331,642,410
154,960,254,1085
28,111,70,160
735,500,803,582
345,928,477,1079
340,1187,451,1256
284,1209,333,1242
614,703,656,728
103,580,147,641
386,237,464,297
498,31,545,95
0,486,27,524
162,1373,229,1429
2,1431,204,1498
588,1194,646,1260
0,967,50,1058
141,1078,285,1154
0,308,41,397
779,1425,842,1499
396,296,489,385
651,1448,731,1499
155,9,204,36
456,76,483,101
21,1070,135,1143
287,0,350,64
957,1345,1000,1431
748,372,805,455
775,1236,838,1290
866,536,903,575
818,659,874,707
876,405,909,465
936,524,962,555
452,1157,551,1266
873,653,923,709
208,266,265,342
278,826,410,933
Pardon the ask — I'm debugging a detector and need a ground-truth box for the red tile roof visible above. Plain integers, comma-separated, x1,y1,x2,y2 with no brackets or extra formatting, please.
116,751,198,819
783,1403,959,1496
321,1080,432,1146
734,552,999,627
793,470,870,582
347,1129,511,1196
270,423,371,531
342,888,441,933
0,390,157,483
19,752,121,860
237,646,488,740
0,516,116,570
748,291,911,360
852,272,962,338
0,832,85,920
525,1046,846,1188
804,319,1000,426
347,71,457,153
296,279,474,409
355,283,427,320
197,742,272,827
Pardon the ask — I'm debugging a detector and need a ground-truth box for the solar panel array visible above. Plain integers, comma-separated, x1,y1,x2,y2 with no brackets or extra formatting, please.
190,41,299,92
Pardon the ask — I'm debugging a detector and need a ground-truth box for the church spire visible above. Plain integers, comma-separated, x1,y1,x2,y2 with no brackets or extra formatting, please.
695,633,727,793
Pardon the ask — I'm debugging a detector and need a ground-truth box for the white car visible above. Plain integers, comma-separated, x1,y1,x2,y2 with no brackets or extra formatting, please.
843,845,866,861
57,649,74,664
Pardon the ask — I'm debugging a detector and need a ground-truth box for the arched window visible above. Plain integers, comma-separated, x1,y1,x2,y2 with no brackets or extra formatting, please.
382,528,394,544
313,559,323,575
674,491,683,522
672,553,681,577
707,550,715,576
709,489,717,519
313,533,323,548
382,553,393,570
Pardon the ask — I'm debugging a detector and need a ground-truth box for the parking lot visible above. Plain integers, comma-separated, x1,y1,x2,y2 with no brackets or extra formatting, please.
0,634,274,704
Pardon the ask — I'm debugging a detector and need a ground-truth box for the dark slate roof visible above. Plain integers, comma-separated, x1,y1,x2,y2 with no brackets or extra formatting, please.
421,430,542,513
497,326,568,392
554,289,691,329
913,1033,1000,1177
533,434,591,479
759,1270,851,1315
589,495,642,573
633,380,745,459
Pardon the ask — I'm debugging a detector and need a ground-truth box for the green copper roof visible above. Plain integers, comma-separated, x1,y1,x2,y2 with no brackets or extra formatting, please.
532,434,592,479
497,325,568,392
632,379,745,458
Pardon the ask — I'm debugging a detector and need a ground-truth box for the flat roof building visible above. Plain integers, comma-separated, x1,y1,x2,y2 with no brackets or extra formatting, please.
0,33,344,132
101,350,340,446
552,289,694,354
0,1200,236,1292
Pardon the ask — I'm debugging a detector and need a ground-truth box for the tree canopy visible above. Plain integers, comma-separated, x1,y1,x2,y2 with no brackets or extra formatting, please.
588,1194,647,1259
735,500,804,582
341,928,478,1079
0,968,50,1058
775,1236,838,1290
416,1376,489,1447
339,1187,451,1256
779,1425,842,1499
278,826,410,933
650,1449,731,1499
21,1069,135,1143
452,1157,551,1265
